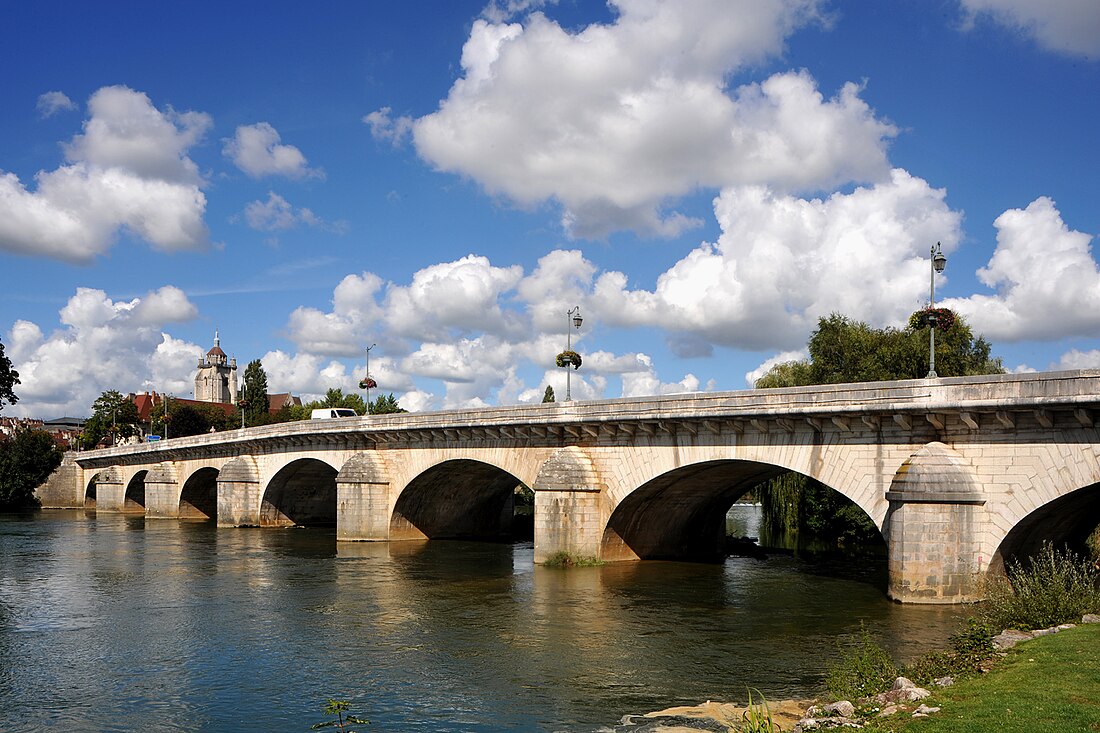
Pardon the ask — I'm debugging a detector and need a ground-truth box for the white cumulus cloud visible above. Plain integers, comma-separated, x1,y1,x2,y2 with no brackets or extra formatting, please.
0,85,210,263
409,0,898,238
6,286,201,418
943,197,1100,342
223,122,322,179
961,0,1100,57
36,91,76,117
243,191,335,231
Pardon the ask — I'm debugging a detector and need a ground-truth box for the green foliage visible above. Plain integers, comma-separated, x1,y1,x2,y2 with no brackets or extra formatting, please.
311,698,368,731
0,336,19,411
241,360,269,426
738,688,781,733
903,619,996,686
556,350,582,369
82,390,141,448
368,393,406,415
542,551,604,567
756,472,880,548
754,312,1003,549
825,623,898,701
755,312,1004,388
0,428,62,509
542,385,555,403
979,543,1100,631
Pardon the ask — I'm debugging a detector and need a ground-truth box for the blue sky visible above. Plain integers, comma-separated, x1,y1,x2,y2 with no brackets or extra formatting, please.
2,0,1098,419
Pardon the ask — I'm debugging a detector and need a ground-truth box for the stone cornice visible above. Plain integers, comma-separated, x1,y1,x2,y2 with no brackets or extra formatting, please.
71,370,1100,468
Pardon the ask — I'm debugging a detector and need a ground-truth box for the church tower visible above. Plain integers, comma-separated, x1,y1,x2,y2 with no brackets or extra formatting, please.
194,330,238,404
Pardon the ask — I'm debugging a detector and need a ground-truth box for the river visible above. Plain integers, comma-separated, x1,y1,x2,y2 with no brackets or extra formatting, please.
0,507,966,732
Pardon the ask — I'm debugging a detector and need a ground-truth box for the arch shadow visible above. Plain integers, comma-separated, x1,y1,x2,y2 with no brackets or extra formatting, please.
392,459,524,541
992,482,1100,571
180,467,219,520
84,472,99,510
261,458,338,528
602,459,882,563
124,470,148,514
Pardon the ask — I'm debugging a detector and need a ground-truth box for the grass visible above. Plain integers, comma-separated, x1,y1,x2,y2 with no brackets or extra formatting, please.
541,551,604,567
861,623,1100,733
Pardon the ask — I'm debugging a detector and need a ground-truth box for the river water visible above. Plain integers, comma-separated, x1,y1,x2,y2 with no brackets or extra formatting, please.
0,507,966,732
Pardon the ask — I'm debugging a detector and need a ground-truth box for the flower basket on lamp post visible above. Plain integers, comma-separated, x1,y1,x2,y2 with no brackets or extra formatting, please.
556,350,582,370
358,377,377,390
909,307,956,332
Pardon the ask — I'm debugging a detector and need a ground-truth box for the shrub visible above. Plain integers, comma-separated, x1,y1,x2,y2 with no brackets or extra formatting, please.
903,619,996,686
825,623,898,701
542,551,603,567
980,543,1100,631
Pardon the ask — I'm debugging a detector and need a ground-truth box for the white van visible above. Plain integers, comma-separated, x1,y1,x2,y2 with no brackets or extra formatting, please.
311,408,358,419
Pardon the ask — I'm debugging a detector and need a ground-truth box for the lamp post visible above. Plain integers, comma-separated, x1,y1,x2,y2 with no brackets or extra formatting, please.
365,343,376,412
163,393,171,440
565,306,583,401
926,242,947,378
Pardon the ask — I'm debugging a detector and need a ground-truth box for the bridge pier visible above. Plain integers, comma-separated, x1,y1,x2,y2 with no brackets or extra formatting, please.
144,463,180,519
532,447,607,563
94,471,126,513
885,442,986,603
217,457,261,527
336,453,392,541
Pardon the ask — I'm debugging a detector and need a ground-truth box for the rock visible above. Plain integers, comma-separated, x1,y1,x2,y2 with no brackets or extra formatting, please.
933,676,954,687
794,715,862,732
823,701,855,718
874,678,931,704
914,704,941,715
992,629,1034,649
877,705,900,717
1083,614,1100,624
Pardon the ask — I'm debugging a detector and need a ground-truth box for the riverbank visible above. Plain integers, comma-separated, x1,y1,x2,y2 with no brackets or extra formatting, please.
634,622,1100,732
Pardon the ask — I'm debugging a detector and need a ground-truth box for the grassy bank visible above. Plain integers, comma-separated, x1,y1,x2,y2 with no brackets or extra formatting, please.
865,623,1100,733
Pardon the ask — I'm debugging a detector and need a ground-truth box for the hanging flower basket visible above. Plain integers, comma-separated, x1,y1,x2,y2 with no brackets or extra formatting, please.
358,377,377,390
556,350,582,370
909,307,956,331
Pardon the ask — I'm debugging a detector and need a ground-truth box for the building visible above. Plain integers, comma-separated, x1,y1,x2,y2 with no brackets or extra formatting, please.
194,331,238,404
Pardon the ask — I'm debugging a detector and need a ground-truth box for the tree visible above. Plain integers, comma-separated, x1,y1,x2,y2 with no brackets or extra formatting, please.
542,385,555,403
756,311,1003,388
753,311,1005,548
0,428,62,509
369,393,406,414
82,390,141,449
319,388,367,415
241,360,269,426
0,336,19,411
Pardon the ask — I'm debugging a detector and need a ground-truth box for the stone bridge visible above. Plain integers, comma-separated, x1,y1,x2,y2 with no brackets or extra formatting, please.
37,370,1100,604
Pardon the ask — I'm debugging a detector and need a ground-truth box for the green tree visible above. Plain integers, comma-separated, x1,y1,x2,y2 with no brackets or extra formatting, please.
320,388,367,415
0,428,62,509
542,385,555,403
756,311,1003,388
241,360,269,427
0,336,19,411
369,393,406,414
82,390,141,449
754,311,1005,548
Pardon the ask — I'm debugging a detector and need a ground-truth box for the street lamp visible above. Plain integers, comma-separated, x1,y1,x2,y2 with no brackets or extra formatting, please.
364,344,376,411
565,306,583,401
164,393,172,440
926,242,947,378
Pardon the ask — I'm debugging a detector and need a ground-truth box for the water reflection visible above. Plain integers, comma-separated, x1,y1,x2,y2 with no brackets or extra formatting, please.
0,511,966,733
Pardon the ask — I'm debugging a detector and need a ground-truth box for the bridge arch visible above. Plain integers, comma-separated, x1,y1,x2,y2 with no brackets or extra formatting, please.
992,481,1100,571
391,458,525,541
180,467,219,520
601,459,791,561
260,458,339,528
123,470,149,514
84,471,100,509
